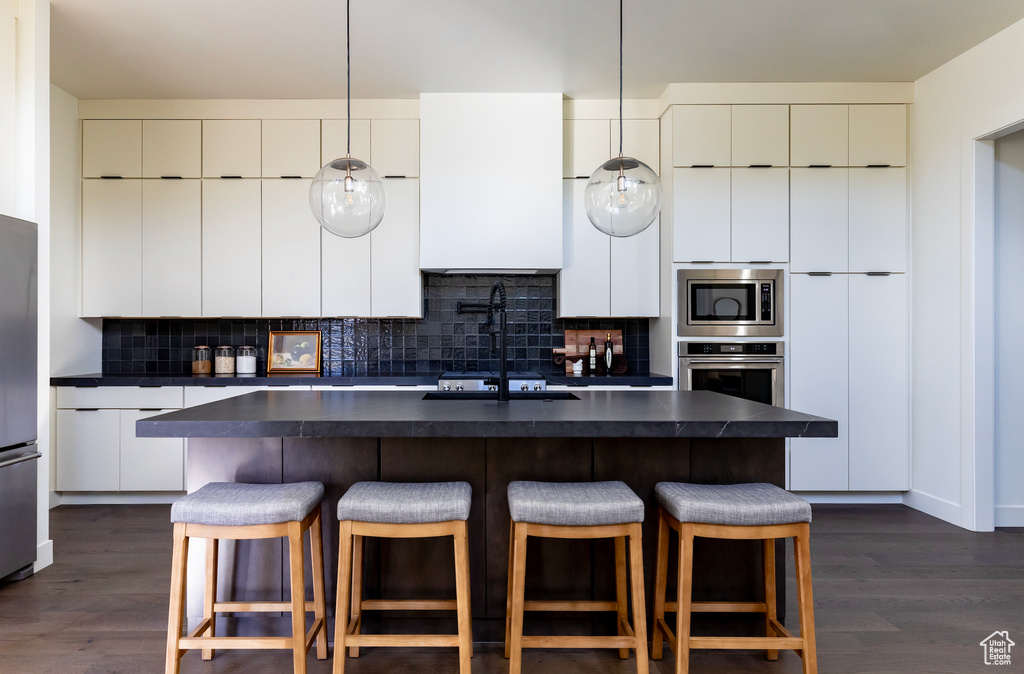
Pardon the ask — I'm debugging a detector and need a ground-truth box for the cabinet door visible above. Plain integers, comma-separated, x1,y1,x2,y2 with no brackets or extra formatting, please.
849,168,907,272
82,120,142,178
790,105,848,167
610,215,659,317
142,120,201,178
732,105,789,167
371,178,422,317
613,119,660,175
790,169,848,272
262,179,322,317
321,119,371,166
202,180,262,317
262,119,321,178
56,409,120,491
142,180,201,316
120,409,184,491
789,273,849,491
559,179,611,317
203,120,261,177
564,119,610,178
672,168,730,262
849,274,909,490
673,105,730,167
82,179,142,317
321,228,371,317
849,104,907,167
371,119,419,177
731,168,789,263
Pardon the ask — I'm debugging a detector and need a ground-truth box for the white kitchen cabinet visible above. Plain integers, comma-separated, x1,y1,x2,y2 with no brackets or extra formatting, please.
849,105,907,167
262,119,321,178
848,168,907,272
119,409,184,491
672,105,730,167
613,119,661,175
732,105,789,167
371,119,419,177
142,180,202,317
790,105,848,167
55,409,121,491
82,120,142,178
731,168,789,262
261,179,322,317
321,229,371,317
564,119,609,178
848,273,909,490
203,120,261,177
672,168,731,262
790,169,848,272
201,179,262,317
370,178,422,317
181,386,303,407
610,215,659,316
321,119,371,166
142,120,201,178
789,273,850,491
81,179,143,317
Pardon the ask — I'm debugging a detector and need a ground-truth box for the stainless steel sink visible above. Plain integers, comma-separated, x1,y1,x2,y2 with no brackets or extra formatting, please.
422,391,580,401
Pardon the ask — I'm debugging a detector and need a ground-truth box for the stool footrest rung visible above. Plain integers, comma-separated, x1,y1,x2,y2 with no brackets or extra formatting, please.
689,636,805,650
520,635,639,649
342,634,461,648
523,600,619,612
665,601,767,613
213,600,318,613
360,599,458,611
179,636,293,650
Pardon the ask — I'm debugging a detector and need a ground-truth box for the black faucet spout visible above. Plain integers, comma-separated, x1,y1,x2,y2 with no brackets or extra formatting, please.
487,281,509,402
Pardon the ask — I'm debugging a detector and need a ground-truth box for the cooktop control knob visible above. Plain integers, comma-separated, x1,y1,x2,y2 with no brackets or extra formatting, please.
442,383,451,391
533,383,543,391
520,383,529,391
455,383,464,391
488,385,497,392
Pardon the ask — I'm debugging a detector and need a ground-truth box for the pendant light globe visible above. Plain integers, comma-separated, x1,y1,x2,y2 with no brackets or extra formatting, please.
584,156,661,237
310,157,387,238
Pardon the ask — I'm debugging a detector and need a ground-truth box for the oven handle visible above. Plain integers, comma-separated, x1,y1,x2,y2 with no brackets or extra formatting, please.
684,359,783,366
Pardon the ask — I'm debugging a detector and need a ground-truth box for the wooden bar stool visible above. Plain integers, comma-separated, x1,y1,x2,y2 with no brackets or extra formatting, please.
505,480,648,674
651,482,817,674
334,481,473,674
165,481,328,674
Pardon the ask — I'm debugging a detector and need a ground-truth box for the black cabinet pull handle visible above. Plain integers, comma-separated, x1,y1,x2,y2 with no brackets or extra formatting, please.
748,164,772,168
808,272,833,277
866,271,892,276
100,175,124,179
160,176,183,179
690,164,714,168
808,164,832,168
220,175,243,179
866,164,892,168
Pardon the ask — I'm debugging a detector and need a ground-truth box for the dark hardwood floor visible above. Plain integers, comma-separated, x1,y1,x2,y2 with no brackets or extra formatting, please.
0,504,1021,673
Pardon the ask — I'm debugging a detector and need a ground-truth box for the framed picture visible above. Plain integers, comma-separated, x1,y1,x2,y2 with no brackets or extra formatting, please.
268,331,322,373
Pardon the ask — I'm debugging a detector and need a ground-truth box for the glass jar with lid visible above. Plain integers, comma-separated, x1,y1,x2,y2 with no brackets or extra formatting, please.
236,345,257,374
214,346,235,374
191,346,212,374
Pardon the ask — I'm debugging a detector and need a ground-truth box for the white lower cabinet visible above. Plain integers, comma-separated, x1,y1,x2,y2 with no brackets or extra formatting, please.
119,410,184,491
56,409,121,491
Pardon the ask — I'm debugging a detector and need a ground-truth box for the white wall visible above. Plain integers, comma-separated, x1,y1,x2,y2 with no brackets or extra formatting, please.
911,16,1024,529
993,129,1024,526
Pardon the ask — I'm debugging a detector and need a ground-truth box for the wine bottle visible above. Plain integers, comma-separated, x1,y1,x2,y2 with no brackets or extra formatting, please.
604,332,614,373
588,337,597,373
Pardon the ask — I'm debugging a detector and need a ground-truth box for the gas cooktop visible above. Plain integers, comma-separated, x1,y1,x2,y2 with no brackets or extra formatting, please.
438,371,547,392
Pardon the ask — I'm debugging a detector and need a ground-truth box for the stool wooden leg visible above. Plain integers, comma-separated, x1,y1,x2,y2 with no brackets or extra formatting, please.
348,534,363,658
309,510,328,660
453,520,474,673
287,520,308,674
165,523,189,674
675,523,695,674
794,524,818,674
628,523,649,674
202,538,218,661
333,520,353,674
762,537,779,661
651,508,670,661
504,519,515,659
508,522,529,674
615,535,629,659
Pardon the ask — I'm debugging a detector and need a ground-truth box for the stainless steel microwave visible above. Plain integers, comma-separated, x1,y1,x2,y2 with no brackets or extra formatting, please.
677,269,783,337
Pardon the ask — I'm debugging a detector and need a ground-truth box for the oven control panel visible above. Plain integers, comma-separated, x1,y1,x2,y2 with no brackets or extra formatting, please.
681,342,781,356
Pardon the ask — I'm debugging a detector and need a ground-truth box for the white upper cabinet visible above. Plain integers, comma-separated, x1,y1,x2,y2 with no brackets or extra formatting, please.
790,168,848,272
790,105,848,167
560,179,611,316
261,179,322,317
849,168,907,272
371,119,419,177
613,119,660,174
142,120,201,178
849,104,907,167
203,119,261,177
610,216,659,317
564,119,610,178
81,179,142,317
672,168,731,262
82,120,142,178
202,179,262,317
142,180,202,316
731,168,789,262
262,119,321,178
321,228,371,317
370,178,422,317
731,105,788,167
673,105,730,167
321,119,371,166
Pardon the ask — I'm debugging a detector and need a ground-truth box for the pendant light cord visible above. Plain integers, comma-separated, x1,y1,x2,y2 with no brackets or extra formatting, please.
346,0,351,158
618,0,623,158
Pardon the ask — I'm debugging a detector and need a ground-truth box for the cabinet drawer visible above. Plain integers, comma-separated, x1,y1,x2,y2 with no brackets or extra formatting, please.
182,385,309,408
56,386,184,409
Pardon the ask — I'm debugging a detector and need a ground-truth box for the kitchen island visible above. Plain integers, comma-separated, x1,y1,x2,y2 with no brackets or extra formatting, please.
139,389,836,641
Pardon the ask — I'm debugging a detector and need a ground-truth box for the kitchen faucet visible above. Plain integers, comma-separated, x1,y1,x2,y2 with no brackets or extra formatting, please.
486,281,509,402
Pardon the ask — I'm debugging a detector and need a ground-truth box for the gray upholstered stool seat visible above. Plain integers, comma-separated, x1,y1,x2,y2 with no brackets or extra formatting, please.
507,480,645,526
337,481,471,524
170,481,325,526
655,482,812,527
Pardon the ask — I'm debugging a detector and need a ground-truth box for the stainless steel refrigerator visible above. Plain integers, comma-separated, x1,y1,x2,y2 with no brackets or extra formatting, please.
0,214,40,581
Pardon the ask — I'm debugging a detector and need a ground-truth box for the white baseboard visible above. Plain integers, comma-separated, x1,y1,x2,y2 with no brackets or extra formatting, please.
995,505,1024,527
55,492,184,505
792,492,905,504
33,540,53,573
903,489,965,527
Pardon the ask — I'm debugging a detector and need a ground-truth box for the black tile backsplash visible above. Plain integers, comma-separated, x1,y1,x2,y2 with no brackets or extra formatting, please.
101,274,651,375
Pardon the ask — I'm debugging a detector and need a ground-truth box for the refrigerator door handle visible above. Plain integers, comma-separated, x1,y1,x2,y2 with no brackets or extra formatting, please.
0,452,41,470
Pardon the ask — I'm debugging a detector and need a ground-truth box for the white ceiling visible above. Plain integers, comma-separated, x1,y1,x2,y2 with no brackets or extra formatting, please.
50,0,1024,101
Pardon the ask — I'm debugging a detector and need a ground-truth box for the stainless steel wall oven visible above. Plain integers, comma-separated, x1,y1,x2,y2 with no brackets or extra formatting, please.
677,268,783,337
679,341,784,407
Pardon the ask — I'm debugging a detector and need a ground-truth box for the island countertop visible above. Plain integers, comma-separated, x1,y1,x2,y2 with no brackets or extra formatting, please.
136,389,837,439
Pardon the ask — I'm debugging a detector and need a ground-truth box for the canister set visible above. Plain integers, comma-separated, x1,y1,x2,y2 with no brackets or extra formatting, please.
191,345,257,375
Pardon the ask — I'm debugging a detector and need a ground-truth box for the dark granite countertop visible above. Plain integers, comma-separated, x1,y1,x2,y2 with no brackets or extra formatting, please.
136,389,837,439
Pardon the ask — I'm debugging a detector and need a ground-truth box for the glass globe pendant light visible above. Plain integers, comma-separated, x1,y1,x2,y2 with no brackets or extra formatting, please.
584,0,661,237
310,0,386,238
